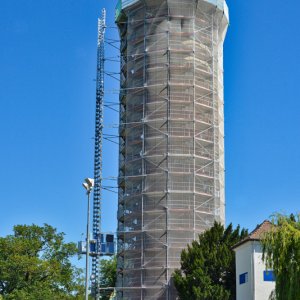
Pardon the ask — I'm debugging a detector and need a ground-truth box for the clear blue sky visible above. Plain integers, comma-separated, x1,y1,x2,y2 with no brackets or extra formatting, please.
1,0,299,251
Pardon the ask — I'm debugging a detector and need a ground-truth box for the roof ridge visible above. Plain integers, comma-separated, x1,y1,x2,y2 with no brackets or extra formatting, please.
248,220,272,238
232,220,273,250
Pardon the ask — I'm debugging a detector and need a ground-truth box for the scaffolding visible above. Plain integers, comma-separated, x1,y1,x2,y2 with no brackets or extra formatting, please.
116,0,228,299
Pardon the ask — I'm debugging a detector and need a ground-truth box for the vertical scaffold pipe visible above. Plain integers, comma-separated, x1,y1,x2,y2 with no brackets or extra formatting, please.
92,8,106,300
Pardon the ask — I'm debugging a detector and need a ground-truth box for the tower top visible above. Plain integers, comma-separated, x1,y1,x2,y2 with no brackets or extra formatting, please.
116,0,229,22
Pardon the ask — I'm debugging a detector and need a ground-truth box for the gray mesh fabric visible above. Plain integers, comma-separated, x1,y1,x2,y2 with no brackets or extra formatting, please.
116,0,228,298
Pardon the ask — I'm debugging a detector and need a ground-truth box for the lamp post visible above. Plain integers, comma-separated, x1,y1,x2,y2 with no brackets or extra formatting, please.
82,178,94,300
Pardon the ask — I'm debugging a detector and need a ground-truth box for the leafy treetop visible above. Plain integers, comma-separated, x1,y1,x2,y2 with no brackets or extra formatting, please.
262,213,300,300
99,256,117,300
173,222,248,300
0,224,84,300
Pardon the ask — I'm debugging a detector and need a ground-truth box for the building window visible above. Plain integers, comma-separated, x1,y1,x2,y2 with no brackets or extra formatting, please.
239,272,248,285
264,270,275,282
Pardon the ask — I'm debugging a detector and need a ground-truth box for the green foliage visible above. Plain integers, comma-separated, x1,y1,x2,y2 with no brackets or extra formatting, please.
173,222,248,300
262,214,300,300
99,256,117,300
0,224,84,299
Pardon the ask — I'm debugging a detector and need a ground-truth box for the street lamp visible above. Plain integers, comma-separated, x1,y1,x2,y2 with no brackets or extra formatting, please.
82,178,94,300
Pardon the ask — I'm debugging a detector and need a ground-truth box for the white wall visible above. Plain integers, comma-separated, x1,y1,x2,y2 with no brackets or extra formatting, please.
235,242,254,300
253,241,275,300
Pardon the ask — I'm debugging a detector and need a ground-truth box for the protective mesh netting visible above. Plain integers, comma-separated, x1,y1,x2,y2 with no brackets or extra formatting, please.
116,0,228,298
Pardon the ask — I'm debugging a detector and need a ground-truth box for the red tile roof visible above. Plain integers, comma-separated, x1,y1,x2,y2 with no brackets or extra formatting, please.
232,220,273,250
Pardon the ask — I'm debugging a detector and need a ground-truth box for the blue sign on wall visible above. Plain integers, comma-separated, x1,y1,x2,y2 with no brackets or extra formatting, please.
264,270,275,282
239,272,248,285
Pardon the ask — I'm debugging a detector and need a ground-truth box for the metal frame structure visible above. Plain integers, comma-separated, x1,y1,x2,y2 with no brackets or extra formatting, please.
91,8,106,300
116,0,228,299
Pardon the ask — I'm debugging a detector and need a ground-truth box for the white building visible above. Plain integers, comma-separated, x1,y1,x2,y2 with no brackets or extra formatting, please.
233,221,275,300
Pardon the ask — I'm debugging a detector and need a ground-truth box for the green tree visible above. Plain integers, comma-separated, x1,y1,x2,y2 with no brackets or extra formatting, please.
0,224,84,300
262,214,300,300
99,256,117,300
173,222,248,300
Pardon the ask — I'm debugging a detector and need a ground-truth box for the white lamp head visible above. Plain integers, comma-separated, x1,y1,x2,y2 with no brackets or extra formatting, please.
82,178,94,193
85,178,94,188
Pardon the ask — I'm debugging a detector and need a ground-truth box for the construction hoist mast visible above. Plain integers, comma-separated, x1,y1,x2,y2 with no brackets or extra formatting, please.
92,8,106,299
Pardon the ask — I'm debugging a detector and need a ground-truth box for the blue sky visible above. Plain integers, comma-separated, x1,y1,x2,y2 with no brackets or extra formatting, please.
0,0,299,256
